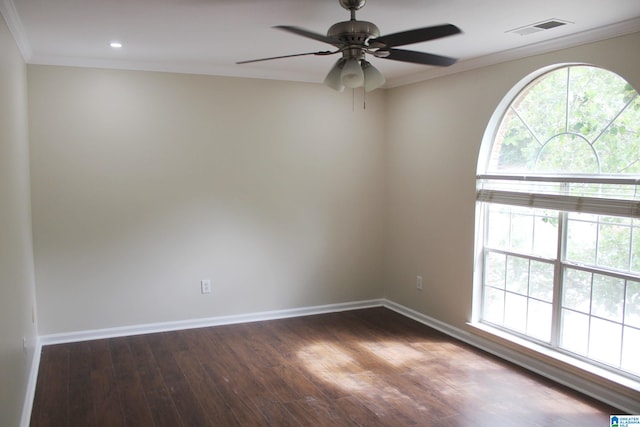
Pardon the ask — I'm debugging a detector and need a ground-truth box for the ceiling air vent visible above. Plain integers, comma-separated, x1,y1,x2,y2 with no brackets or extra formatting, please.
508,19,572,36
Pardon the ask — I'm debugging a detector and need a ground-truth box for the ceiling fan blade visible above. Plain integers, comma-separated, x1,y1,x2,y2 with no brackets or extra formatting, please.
373,24,461,48
383,48,458,66
274,25,341,47
237,50,335,64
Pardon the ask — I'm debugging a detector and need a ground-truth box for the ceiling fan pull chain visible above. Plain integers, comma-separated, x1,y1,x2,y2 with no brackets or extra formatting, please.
352,88,355,112
363,87,367,110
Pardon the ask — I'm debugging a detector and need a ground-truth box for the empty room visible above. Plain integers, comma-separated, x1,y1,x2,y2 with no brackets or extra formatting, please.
1,0,640,426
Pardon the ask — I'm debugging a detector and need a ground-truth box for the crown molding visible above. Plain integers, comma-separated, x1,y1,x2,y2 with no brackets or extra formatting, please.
26,54,325,85
4,1,638,89
386,17,640,88
0,0,32,60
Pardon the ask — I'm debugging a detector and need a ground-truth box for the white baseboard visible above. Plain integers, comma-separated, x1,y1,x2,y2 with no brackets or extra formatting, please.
39,298,386,345
382,299,640,415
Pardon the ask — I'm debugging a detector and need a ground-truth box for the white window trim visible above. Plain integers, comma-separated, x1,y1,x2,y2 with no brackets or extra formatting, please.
473,63,640,395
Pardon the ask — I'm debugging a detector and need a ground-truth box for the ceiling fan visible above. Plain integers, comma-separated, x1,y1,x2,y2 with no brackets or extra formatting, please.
237,0,461,92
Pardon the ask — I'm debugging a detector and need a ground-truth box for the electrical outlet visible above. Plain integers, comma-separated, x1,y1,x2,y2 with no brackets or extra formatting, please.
22,337,27,355
416,275,423,290
201,279,212,294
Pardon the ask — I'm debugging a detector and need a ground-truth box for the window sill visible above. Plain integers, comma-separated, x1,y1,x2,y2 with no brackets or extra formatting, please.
466,322,640,410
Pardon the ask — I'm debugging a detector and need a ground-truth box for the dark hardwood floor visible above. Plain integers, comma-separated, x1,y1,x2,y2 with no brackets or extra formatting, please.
30,307,620,426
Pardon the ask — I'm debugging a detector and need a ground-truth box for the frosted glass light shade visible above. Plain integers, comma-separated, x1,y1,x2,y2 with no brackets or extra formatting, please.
340,58,364,88
363,61,385,92
324,59,345,91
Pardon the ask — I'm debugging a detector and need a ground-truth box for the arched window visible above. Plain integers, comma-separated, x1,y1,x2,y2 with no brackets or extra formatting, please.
476,64,640,378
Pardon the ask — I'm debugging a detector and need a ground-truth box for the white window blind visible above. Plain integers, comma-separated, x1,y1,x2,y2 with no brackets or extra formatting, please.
477,174,640,218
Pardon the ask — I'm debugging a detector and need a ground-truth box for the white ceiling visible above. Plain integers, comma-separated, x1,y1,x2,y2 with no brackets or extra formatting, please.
2,0,640,88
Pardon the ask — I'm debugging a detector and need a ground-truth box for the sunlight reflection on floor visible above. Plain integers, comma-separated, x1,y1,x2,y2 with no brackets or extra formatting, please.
294,335,613,425
358,341,426,366
296,340,455,418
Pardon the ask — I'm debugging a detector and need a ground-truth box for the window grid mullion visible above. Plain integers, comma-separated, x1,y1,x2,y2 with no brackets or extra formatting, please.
595,216,601,267
628,224,634,272
619,279,629,368
565,66,570,133
563,261,640,282
501,253,507,325
585,272,595,360
551,210,567,347
591,93,638,146
525,259,531,335
484,247,554,264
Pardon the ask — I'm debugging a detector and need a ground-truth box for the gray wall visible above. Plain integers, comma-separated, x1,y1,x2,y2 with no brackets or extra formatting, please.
28,66,387,334
0,13,38,427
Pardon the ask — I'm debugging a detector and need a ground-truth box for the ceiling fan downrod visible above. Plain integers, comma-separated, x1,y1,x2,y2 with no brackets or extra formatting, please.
339,0,366,12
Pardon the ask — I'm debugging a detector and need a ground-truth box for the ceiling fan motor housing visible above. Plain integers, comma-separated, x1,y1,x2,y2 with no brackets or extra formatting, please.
327,20,380,46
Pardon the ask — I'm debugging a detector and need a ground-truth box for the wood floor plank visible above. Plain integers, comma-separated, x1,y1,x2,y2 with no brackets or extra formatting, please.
90,367,127,427
285,394,369,427
108,337,156,426
145,332,213,426
233,322,290,368
199,329,272,403
28,348,49,425
282,398,340,427
252,397,303,427
68,341,98,426
221,397,270,426
272,363,328,402
30,307,622,427
260,318,305,361
180,327,233,381
333,395,386,426
173,349,240,426
126,335,185,427
31,345,69,427
86,339,127,427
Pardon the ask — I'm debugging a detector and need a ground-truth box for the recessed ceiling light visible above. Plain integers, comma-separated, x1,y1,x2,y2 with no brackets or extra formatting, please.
109,42,123,48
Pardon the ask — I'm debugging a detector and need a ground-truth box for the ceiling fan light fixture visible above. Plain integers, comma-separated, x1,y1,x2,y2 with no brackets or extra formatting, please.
362,61,385,92
324,59,346,91
341,57,365,88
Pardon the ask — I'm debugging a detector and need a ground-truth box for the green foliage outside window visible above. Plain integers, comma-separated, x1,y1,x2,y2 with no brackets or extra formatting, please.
490,66,640,175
